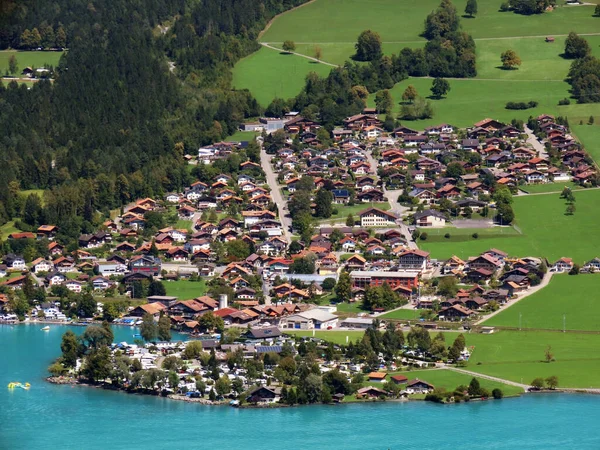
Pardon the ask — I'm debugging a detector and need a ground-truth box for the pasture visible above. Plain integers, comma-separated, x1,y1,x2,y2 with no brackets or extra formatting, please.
484,275,600,332
572,125,600,164
369,368,525,396
0,50,63,75
419,188,600,262
462,330,600,388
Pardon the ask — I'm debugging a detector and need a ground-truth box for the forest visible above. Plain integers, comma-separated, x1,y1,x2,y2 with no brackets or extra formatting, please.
0,0,307,235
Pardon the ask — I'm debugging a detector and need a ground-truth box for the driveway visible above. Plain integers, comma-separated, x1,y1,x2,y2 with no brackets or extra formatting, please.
260,147,292,244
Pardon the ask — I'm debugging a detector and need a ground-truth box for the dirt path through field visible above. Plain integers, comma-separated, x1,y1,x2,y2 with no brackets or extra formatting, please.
258,0,318,40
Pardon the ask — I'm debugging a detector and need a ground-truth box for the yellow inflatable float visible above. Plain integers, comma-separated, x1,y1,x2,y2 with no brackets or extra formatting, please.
7,382,30,389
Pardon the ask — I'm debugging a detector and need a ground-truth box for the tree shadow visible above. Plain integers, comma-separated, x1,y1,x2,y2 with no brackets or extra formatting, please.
279,51,293,55
461,14,475,18
496,65,518,71
309,61,320,64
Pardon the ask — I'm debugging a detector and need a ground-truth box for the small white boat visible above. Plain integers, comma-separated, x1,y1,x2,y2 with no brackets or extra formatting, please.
41,326,50,331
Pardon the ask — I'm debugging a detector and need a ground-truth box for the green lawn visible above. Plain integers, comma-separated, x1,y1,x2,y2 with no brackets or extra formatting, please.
164,279,207,300
335,302,366,313
520,182,582,194
370,368,524,396
420,188,600,263
0,50,63,75
175,220,193,232
261,0,600,43
225,130,260,142
484,275,600,331
379,308,422,320
232,46,331,106
285,330,366,345
572,124,600,165
461,330,600,388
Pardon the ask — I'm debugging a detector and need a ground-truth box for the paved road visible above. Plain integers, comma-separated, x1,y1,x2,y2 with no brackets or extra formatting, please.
383,187,418,250
447,366,529,391
474,272,554,325
524,125,548,159
364,149,379,175
260,147,292,244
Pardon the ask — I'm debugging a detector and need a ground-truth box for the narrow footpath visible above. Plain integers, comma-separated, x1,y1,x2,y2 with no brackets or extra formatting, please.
446,367,529,391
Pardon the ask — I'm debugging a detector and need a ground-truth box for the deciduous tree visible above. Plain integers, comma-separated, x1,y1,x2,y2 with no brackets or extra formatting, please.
501,49,522,69
430,77,451,98
465,0,478,17
355,30,382,61
282,40,296,53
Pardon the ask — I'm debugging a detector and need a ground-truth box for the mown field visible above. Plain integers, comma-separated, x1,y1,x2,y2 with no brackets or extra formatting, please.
463,330,600,388
419,188,600,262
379,308,422,320
164,279,207,300
261,0,600,43
232,46,331,106
287,327,600,388
484,275,600,331
0,50,63,75
520,182,582,194
365,368,524,396
233,0,600,123
572,125,600,164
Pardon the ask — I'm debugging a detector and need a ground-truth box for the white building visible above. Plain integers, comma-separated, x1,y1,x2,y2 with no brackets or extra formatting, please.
280,309,339,330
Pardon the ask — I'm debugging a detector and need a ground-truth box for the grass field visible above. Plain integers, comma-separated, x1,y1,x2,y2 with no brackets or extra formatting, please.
335,302,365,313
164,279,207,300
234,0,600,123
419,188,600,262
0,50,63,75
175,220,193,232
371,368,524,396
519,182,582,194
484,275,600,331
463,330,600,388
0,221,20,237
261,0,600,43
285,330,366,344
225,130,260,142
379,309,422,320
571,124,600,165
232,46,331,106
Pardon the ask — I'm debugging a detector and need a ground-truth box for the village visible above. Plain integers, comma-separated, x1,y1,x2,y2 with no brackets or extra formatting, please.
0,110,595,405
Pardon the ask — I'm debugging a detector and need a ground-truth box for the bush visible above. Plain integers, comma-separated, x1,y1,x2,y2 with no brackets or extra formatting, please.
499,2,510,11
505,101,538,110
444,233,451,239
419,232,428,241
492,388,504,399
472,233,479,239
558,98,571,106
412,229,421,240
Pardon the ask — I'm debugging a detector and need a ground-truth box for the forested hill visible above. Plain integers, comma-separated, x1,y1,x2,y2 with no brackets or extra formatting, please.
0,0,306,239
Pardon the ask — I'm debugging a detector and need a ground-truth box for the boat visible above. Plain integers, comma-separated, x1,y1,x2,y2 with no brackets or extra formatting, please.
41,326,50,331
8,382,31,390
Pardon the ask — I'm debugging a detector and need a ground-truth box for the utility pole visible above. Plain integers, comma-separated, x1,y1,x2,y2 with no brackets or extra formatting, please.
519,312,522,331
563,314,566,333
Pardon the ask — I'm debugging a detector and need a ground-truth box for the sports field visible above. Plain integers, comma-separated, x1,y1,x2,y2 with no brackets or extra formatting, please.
419,188,600,262
0,50,63,75
484,275,600,331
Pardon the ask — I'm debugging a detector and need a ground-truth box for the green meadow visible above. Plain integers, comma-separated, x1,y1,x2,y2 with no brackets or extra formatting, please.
379,308,423,320
0,50,63,75
571,125,600,164
232,46,331,106
484,275,600,331
419,186,600,263
261,0,600,43
520,182,582,194
366,368,525,396
164,279,207,300
463,330,600,388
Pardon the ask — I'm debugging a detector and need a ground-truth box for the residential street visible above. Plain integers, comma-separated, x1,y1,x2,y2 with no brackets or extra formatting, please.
260,147,292,244
384,187,418,250
524,125,548,159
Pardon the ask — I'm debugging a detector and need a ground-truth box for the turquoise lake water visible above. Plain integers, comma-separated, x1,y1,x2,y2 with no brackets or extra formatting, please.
2,324,600,449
